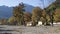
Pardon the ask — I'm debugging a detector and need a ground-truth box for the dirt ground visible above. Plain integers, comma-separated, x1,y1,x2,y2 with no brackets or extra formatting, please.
0,25,60,34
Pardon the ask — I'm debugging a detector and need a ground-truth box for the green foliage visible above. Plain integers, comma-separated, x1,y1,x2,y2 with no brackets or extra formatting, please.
13,3,25,25
7,16,17,25
42,2,57,26
57,4,60,8
42,2,60,25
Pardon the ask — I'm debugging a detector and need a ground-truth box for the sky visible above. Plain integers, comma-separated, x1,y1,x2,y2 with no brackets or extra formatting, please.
0,0,56,9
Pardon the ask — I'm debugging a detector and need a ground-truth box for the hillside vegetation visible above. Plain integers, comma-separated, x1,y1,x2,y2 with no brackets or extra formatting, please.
0,2,60,26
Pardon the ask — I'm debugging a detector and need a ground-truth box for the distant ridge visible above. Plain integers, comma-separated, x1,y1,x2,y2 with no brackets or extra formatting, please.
0,4,34,18
0,5,13,18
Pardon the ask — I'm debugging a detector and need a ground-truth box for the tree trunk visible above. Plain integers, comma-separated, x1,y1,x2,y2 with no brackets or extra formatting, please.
50,14,54,26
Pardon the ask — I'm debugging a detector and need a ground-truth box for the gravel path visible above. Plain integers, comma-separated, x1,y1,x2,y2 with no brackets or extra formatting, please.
0,25,60,34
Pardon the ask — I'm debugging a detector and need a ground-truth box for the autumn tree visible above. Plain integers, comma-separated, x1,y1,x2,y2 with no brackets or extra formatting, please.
54,8,60,22
41,9,50,25
13,3,25,25
7,16,17,25
32,7,42,26
23,12,32,25
0,18,8,25
45,2,57,26
53,0,60,22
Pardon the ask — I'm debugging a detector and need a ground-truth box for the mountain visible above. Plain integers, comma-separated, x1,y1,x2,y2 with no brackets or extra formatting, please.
24,4,34,13
0,5,13,18
0,4,34,18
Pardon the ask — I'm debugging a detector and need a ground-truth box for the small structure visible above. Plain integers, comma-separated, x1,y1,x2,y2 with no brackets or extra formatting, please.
26,21,32,26
36,21,42,26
